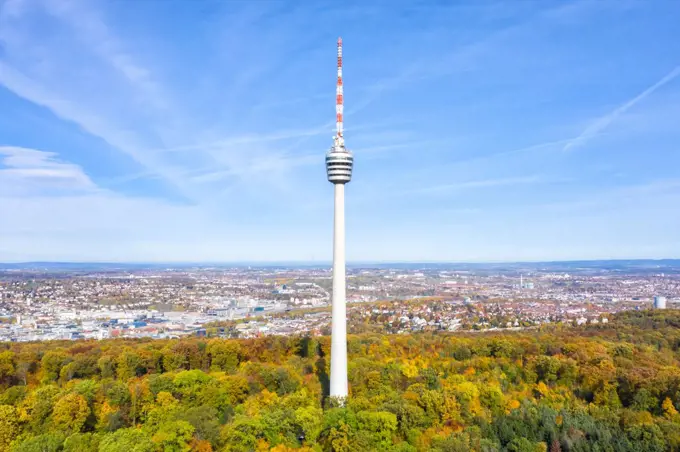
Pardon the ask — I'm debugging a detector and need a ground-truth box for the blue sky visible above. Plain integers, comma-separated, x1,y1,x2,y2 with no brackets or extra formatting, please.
1,0,679,263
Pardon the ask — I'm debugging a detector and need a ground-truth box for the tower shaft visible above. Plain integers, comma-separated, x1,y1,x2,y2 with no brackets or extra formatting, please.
330,183,348,398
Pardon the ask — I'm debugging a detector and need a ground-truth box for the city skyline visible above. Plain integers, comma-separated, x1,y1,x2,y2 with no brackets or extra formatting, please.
1,0,680,262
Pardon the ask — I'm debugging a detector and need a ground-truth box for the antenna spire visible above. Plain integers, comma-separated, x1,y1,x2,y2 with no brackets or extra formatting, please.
336,37,344,146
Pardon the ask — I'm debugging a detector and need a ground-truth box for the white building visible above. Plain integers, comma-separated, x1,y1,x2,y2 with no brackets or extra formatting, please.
654,296,667,309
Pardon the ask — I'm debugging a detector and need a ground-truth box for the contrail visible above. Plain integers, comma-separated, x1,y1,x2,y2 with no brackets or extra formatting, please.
565,65,680,151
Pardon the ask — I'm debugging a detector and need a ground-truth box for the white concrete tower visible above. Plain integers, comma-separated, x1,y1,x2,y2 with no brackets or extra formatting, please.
326,37,352,400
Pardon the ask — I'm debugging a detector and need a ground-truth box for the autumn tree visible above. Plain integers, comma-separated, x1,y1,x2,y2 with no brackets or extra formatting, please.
0,404,20,450
52,393,90,433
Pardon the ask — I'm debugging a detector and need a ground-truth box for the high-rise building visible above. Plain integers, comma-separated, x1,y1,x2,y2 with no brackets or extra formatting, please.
654,296,667,309
326,37,353,400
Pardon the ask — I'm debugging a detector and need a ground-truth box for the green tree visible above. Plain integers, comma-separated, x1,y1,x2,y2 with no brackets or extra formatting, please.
63,432,102,452
208,340,241,373
356,411,398,448
151,420,195,452
40,351,71,382
632,388,659,412
220,416,264,452
98,427,155,452
59,355,98,382
11,433,64,452
506,437,543,452
534,356,561,384
98,356,116,378
0,385,27,405
173,369,213,405
162,347,188,372
295,406,323,443
116,351,146,380
176,406,221,447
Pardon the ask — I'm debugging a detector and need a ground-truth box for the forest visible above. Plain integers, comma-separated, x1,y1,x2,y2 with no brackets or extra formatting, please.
1,310,680,451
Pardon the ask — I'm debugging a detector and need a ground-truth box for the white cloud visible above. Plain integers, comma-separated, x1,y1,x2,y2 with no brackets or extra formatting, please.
0,146,97,195
0,149,239,261
0,145,330,262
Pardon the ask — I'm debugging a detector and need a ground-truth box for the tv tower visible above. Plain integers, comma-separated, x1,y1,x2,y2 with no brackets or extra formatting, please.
326,36,353,400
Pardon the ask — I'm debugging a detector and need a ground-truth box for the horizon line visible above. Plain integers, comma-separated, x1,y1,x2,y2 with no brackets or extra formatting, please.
1,257,680,267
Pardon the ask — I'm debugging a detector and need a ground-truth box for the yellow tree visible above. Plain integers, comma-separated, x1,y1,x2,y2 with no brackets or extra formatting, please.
663,397,678,419
52,393,90,433
0,404,20,450
0,351,15,386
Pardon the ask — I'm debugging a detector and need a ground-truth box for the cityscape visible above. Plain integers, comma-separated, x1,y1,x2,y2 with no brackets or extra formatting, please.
1,260,677,342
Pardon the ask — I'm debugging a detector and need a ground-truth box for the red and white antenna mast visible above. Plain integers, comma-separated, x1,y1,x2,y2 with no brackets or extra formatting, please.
336,37,344,147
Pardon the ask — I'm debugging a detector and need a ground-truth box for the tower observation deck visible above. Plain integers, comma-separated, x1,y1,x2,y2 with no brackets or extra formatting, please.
326,138,354,184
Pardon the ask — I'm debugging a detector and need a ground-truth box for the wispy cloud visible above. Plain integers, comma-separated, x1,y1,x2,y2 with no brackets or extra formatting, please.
189,153,319,184
154,126,332,155
249,93,329,112
0,60,199,195
349,1,603,114
518,179,680,219
41,0,170,112
0,146,97,195
565,65,680,151
405,175,544,196
443,138,575,169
